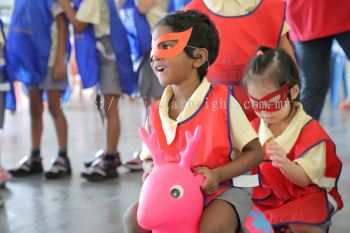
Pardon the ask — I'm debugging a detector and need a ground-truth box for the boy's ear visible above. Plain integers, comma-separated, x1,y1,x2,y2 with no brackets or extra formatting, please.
290,84,300,101
192,48,209,68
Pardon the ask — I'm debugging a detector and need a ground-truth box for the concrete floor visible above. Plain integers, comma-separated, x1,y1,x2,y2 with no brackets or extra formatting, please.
0,95,349,233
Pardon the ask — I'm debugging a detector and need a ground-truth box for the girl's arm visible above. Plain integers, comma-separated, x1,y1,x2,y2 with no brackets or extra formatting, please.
53,13,68,80
266,141,312,187
280,161,312,187
59,0,90,32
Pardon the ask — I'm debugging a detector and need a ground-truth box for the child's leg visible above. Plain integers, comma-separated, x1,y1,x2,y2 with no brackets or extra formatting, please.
199,200,239,233
104,94,121,154
47,90,67,150
44,90,71,179
8,89,44,176
29,90,44,149
80,94,121,181
290,224,326,233
123,201,151,233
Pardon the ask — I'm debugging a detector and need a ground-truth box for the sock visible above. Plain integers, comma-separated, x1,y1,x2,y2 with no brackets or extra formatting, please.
104,153,116,162
58,150,68,158
30,149,41,158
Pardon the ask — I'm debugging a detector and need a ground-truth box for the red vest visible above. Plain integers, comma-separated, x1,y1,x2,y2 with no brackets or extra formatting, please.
251,119,343,226
286,0,350,42
185,0,285,121
149,85,233,204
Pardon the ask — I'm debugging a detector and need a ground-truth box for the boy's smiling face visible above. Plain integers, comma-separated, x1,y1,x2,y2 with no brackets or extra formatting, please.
150,25,198,86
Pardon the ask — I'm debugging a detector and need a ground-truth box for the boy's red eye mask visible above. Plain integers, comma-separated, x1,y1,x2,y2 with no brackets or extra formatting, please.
248,83,289,112
151,27,193,59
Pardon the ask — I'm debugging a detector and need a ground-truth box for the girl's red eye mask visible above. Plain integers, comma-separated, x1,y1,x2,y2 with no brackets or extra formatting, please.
248,83,289,112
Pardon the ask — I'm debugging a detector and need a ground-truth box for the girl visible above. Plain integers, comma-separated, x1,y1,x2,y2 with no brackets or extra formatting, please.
243,47,343,233
123,10,263,233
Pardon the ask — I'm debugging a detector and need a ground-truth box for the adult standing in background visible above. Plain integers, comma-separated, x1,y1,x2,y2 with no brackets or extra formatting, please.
286,0,350,120
185,0,295,121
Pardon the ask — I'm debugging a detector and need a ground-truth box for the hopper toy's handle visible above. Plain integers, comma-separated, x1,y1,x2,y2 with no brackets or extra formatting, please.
139,128,165,167
180,126,203,169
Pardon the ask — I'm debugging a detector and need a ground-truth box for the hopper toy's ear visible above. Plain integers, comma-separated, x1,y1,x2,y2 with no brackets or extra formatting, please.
179,126,203,169
139,127,165,167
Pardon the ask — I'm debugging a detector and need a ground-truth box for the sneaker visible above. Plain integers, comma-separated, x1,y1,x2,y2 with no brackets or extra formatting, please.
44,157,72,180
84,149,104,168
123,152,143,171
84,150,122,168
0,166,11,188
81,157,118,182
8,156,43,177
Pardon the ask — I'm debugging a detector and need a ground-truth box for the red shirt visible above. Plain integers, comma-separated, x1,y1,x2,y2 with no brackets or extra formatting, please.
286,0,350,42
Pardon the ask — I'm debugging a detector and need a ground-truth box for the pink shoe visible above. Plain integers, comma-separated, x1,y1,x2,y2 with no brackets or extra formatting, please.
124,152,143,171
0,166,10,188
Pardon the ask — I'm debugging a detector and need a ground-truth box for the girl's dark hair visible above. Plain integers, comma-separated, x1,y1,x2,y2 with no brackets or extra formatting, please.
155,10,220,80
242,46,301,102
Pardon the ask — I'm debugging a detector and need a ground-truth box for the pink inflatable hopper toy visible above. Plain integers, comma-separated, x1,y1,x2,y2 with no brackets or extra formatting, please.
137,126,204,233
137,125,274,233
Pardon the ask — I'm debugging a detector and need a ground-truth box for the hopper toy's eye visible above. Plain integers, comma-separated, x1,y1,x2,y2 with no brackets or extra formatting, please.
170,185,184,198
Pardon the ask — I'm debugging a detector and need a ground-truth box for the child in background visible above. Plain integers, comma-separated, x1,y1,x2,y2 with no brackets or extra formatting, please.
59,0,137,181
243,47,343,233
8,2,71,180
123,10,263,233
123,0,168,171
185,0,295,121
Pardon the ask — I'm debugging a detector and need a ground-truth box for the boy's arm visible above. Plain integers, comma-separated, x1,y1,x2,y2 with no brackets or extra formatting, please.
279,34,297,63
53,13,68,80
196,96,263,194
59,0,90,32
214,138,263,183
135,0,157,14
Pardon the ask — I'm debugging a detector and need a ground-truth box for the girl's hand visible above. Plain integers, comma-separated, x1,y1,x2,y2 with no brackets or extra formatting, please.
194,166,220,195
266,141,291,169
53,61,67,81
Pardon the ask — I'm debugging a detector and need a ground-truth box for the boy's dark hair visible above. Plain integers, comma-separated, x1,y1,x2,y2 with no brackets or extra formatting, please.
242,46,301,102
155,10,220,80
